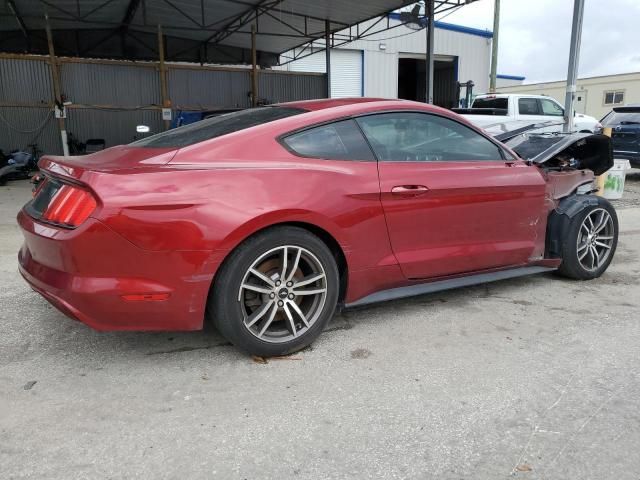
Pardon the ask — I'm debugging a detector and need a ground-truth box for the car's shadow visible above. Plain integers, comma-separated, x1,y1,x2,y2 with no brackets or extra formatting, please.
9,271,577,364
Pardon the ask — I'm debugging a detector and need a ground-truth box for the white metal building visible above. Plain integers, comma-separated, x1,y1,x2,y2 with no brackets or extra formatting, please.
498,71,640,120
277,13,495,108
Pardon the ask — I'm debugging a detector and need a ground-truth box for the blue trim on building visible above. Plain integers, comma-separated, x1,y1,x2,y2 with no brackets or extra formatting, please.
387,13,493,38
496,74,526,81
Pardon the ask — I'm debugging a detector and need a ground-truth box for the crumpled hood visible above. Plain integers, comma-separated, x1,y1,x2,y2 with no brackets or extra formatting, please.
505,132,613,176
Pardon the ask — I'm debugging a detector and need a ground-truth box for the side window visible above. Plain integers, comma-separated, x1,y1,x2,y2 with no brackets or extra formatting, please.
282,119,374,161
518,98,541,115
356,112,504,162
540,99,564,116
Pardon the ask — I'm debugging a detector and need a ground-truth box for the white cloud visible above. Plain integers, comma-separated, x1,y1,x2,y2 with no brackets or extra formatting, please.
438,0,640,83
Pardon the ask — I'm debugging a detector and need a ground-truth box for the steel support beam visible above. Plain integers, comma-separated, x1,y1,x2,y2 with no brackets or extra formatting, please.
251,23,258,106
120,0,142,56
7,0,30,50
207,0,284,47
425,0,435,104
563,0,585,133
157,24,170,130
325,19,331,98
45,14,69,157
489,0,500,92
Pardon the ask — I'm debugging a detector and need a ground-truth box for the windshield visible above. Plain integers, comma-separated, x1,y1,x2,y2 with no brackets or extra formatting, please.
601,109,640,126
131,107,306,148
472,97,508,109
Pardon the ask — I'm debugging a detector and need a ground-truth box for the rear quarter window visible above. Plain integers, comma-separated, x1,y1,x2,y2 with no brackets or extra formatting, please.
282,119,375,161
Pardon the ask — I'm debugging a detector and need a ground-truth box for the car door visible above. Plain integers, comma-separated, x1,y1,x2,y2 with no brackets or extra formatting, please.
356,111,547,280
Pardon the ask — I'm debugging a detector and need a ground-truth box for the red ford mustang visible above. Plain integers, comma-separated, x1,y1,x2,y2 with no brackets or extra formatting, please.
18,98,618,356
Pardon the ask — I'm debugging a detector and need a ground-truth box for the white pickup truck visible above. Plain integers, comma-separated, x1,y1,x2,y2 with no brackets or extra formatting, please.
453,94,602,133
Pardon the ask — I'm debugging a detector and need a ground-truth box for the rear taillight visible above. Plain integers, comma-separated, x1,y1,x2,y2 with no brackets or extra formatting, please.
41,184,97,227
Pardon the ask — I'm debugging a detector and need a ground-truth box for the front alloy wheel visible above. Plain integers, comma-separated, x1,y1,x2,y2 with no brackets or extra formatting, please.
576,208,615,272
556,196,618,280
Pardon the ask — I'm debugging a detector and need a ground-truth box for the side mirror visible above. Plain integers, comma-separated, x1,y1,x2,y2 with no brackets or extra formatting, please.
136,125,150,133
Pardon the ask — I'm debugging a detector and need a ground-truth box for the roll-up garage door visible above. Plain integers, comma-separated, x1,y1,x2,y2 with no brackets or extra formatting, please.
287,48,362,98
330,50,363,98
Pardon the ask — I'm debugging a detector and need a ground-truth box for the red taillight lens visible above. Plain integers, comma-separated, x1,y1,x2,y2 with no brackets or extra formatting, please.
42,184,97,227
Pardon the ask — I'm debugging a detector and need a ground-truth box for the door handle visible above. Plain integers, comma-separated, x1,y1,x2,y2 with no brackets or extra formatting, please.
391,185,429,196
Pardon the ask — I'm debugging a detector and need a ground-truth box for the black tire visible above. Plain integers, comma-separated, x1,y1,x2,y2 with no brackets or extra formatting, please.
209,226,340,356
556,197,618,280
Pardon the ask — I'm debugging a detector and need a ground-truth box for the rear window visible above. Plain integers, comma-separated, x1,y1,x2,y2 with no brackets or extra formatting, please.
472,97,508,109
131,107,306,148
601,109,640,127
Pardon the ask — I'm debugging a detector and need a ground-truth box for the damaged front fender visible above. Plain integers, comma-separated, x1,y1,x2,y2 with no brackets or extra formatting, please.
545,194,601,258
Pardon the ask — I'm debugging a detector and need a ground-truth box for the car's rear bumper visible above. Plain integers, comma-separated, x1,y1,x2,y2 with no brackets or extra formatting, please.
17,209,216,331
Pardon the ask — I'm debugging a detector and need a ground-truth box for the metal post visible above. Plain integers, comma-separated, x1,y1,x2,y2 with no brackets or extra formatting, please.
425,0,434,104
157,25,170,131
489,0,500,93
45,15,69,156
325,19,331,98
251,23,258,107
563,0,585,132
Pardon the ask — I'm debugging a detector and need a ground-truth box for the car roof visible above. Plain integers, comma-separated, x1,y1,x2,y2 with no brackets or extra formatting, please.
274,97,459,121
277,97,391,111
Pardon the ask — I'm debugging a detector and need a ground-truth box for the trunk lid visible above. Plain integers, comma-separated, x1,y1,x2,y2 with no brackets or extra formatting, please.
38,145,177,180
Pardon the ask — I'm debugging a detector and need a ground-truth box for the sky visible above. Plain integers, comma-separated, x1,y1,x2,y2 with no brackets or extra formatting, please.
438,0,640,83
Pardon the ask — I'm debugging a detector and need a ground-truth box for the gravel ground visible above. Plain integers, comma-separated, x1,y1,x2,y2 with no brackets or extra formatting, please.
1,177,639,480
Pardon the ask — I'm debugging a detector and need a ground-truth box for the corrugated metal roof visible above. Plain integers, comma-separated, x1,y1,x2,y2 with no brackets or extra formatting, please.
0,0,412,56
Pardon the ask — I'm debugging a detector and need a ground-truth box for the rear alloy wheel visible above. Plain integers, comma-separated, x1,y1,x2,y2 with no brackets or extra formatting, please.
210,227,339,356
556,199,618,280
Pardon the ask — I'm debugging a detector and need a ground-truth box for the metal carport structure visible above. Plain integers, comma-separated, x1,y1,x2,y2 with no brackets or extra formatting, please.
0,1,479,154
1,1,477,66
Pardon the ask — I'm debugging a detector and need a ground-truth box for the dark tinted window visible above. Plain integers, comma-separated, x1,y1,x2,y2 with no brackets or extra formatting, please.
472,97,508,109
283,119,375,161
356,112,504,162
132,107,305,148
601,109,640,126
518,98,541,115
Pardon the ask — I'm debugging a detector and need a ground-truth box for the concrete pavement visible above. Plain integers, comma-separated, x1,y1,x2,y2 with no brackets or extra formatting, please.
1,178,639,480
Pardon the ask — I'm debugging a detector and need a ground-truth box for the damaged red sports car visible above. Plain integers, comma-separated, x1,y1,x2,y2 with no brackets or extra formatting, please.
17,98,618,356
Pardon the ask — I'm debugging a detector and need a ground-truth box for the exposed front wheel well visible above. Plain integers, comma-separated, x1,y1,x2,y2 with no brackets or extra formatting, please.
545,194,618,279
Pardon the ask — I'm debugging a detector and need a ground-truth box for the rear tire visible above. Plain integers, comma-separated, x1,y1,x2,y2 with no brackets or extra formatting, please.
209,226,339,356
556,197,618,280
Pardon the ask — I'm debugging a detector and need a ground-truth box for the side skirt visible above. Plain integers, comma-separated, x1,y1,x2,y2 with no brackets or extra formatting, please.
344,266,555,309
